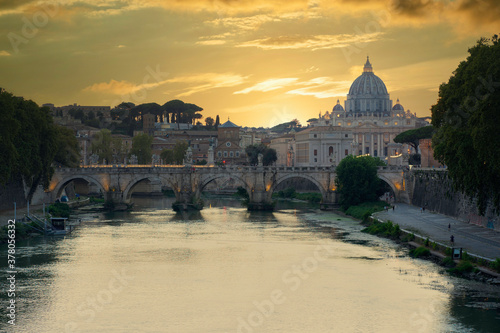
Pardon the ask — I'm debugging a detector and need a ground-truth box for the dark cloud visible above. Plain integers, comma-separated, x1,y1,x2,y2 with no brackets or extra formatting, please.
0,0,34,10
391,0,437,17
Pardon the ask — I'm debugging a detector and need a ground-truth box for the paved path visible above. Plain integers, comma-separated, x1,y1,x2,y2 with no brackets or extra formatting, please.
374,204,500,260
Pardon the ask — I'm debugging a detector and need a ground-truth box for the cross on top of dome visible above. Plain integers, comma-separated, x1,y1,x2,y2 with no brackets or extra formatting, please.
363,56,373,73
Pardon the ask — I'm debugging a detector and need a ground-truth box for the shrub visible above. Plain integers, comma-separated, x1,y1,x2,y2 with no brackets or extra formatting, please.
441,256,456,268
448,260,475,275
403,233,415,242
409,246,430,258
491,258,500,273
48,203,71,218
424,238,430,247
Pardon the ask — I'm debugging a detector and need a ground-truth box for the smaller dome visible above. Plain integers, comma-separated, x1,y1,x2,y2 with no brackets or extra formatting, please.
392,98,404,111
332,99,344,112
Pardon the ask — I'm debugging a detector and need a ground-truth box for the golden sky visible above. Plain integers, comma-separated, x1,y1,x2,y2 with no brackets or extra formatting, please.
1,0,499,127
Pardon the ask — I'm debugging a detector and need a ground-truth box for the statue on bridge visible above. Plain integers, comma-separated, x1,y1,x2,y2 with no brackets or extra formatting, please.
129,154,138,165
152,154,160,166
89,153,99,165
184,147,193,165
257,153,263,166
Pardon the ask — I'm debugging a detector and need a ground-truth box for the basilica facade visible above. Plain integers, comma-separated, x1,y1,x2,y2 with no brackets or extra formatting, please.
273,57,428,167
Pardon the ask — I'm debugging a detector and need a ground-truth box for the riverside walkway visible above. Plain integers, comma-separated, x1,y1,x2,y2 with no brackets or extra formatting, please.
374,204,500,260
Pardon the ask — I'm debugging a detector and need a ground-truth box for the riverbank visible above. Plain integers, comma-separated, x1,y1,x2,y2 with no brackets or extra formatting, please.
335,203,500,283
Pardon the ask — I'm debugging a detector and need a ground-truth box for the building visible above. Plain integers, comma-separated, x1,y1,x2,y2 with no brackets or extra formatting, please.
308,57,428,159
293,127,353,167
215,119,246,165
270,134,295,166
143,113,156,136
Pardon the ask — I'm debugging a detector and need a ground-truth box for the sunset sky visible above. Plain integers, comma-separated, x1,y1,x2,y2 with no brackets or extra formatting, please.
1,0,499,127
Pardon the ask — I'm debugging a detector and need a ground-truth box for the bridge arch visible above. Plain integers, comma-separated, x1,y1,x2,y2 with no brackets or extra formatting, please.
199,174,251,194
53,175,106,199
377,174,399,200
122,175,177,201
270,174,327,198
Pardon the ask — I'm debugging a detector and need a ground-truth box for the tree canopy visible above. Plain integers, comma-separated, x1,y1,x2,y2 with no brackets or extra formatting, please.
130,134,153,164
0,88,80,201
335,155,386,210
245,144,277,166
431,35,500,214
393,125,435,151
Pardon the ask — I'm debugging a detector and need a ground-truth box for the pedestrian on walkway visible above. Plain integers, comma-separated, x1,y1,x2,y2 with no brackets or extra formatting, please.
423,206,426,212
448,223,451,231
420,207,423,213
392,205,395,211
450,235,454,246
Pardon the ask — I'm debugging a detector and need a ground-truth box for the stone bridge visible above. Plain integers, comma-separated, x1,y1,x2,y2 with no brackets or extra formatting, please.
47,165,408,210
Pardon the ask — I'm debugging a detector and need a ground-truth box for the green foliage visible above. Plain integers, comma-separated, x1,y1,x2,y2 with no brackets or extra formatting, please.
362,220,401,239
344,201,386,220
441,256,456,268
54,126,81,167
409,246,431,258
89,197,105,203
431,35,500,214
195,159,207,165
394,126,435,151
163,99,203,126
270,119,301,133
160,149,175,164
173,141,188,164
448,260,475,275
491,258,500,273
48,202,71,218
91,129,113,163
205,116,215,129
403,233,415,242
104,199,115,211
335,155,386,210
245,144,277,166
130,134,153,164
424,238,430,246
0,89,62,200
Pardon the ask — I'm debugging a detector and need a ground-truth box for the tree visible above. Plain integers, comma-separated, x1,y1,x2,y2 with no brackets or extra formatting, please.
163,100,203,128
335,155,386,210
431,35,500,214
91,129,114,164
130,134,153,164
245,144,277,166
394,126,435,152
205,116,215,128
160,149,175,164
215,115,220,129
0,89,60,201
173,141,188,164
54,126,81,168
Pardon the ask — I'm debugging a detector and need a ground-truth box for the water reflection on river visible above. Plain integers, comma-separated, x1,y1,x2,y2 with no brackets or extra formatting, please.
1,197,499,332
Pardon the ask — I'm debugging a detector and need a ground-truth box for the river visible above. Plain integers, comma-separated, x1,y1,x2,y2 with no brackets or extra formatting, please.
1,197,499,332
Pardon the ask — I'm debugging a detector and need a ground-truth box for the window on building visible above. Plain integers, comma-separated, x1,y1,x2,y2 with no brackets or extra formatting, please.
314,149,318,156
338,122,341,126
328,146,333,155
236,151,240,157
344,134,348,138
384,121,389,125
374,149,378,157
229,151,234,157
365,134,370,142
345,149,348,156
384,147,388,156
218,152,222,157
313,134,317,138
359,150,362,155
223,151,228,157
365,147,370,155
347,122,351,126
406,120,411,125
395,122,398,125
314,158,317,162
